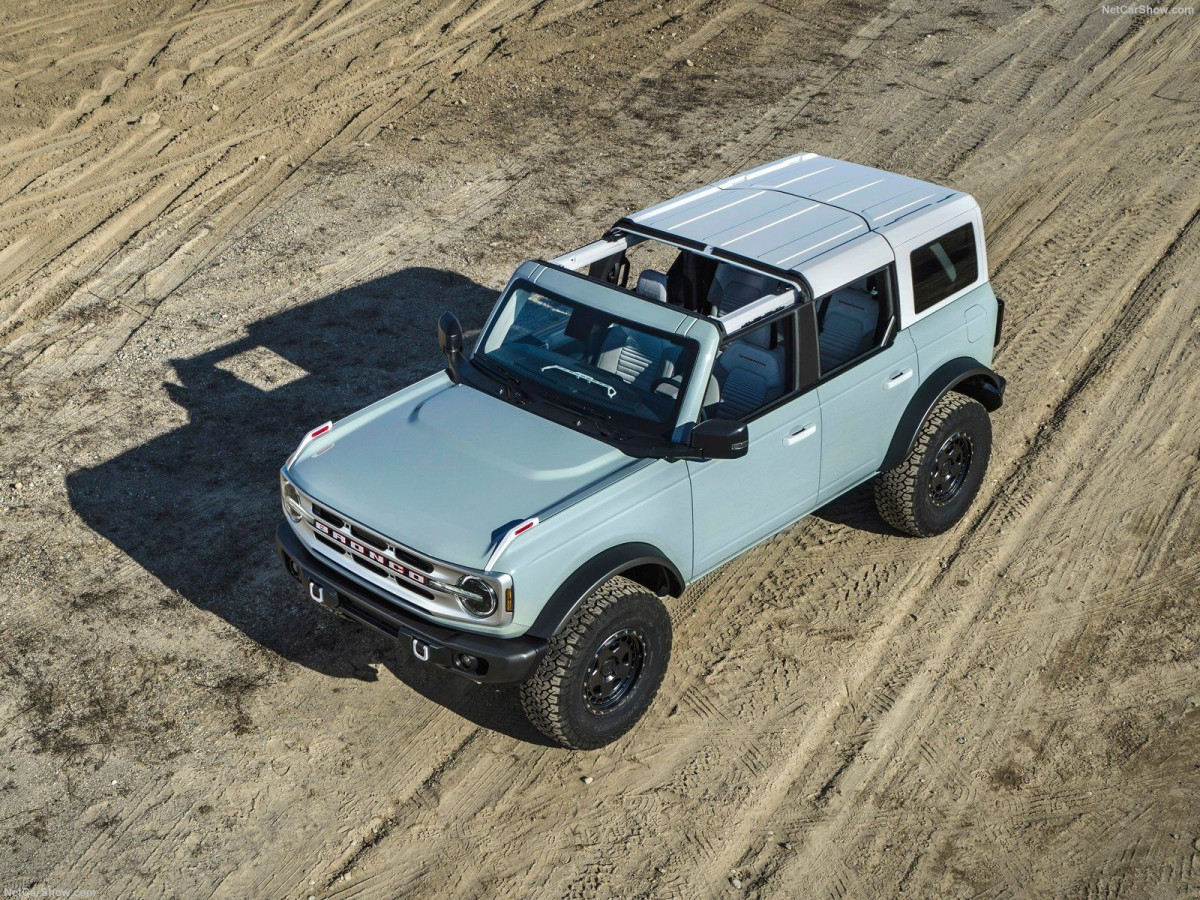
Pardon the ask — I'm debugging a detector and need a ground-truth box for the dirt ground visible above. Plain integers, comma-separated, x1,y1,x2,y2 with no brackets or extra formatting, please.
1,0,1198,897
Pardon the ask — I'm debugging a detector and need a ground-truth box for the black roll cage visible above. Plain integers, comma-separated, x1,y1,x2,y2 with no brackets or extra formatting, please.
599,218,816,332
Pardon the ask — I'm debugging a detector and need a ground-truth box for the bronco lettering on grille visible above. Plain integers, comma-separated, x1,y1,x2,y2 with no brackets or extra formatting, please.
313,519,429,586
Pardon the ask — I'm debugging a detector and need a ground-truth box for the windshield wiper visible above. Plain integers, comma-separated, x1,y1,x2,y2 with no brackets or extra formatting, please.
469,355,526,403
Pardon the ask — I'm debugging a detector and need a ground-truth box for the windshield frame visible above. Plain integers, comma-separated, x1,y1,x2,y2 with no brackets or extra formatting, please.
473,275,702,443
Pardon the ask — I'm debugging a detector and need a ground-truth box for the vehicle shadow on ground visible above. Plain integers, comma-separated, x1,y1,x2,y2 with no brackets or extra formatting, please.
812,482,896,536
67,267,555,746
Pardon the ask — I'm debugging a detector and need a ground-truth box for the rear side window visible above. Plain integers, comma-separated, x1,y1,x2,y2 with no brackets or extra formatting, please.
910,224,979,313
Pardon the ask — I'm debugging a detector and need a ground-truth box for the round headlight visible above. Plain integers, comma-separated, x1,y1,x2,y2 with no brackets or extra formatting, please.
458,576,498,618
282,479,303,523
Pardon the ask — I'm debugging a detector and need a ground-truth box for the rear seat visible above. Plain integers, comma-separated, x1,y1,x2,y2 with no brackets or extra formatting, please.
635,270,669,303
818,288,878,372
707,265,776,316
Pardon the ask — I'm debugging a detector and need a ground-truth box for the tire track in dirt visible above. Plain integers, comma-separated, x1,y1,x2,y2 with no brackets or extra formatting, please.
0,0,527,351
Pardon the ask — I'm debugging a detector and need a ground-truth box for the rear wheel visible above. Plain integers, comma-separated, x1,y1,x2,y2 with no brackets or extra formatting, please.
875,391,991,536
521,576,671,750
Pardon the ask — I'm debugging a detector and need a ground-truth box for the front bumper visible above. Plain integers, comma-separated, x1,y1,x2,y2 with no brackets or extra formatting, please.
277,523,546,684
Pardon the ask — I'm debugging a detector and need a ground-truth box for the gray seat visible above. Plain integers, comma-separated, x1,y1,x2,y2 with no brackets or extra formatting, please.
596,326,678,392
819,288,879,372
705,326,785,420
706,264,776,316
635,269,669,303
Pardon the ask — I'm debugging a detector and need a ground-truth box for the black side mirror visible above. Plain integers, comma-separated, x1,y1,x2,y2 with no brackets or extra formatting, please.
438,312,464,381
690,418,749,459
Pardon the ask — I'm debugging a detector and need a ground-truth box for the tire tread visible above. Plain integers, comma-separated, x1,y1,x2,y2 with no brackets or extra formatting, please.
875,391,978,537
520,576,655,748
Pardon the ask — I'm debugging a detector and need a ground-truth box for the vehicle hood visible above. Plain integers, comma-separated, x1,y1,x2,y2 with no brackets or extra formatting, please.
287,378,635,569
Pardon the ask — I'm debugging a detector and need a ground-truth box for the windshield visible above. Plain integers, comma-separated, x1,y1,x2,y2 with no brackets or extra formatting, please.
478,280,696,438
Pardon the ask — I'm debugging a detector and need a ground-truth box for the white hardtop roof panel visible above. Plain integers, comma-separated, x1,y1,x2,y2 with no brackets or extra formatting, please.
801,232,895,299
624,152,968,276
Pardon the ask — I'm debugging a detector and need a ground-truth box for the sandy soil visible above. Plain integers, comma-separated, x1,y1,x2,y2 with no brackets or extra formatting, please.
1,0,1198,897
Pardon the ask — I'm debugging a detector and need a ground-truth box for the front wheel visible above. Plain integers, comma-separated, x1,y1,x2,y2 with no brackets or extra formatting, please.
520,576,671,750
875,391,992,536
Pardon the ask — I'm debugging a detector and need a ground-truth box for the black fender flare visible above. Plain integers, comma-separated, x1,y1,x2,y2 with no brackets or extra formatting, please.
880,357,1006,471
526,543,685,640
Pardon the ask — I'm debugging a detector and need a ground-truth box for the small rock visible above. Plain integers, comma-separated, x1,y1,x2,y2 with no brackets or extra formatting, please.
956,737,965,744
685,58,694,66
730,876,742,888
210,103,220,112
256,154,267,162
581,775,593,784
140,111,160,126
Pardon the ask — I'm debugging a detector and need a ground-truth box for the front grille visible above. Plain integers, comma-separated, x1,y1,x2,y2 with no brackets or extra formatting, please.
308,504,438,600
392,546,433,573
349,553,388,579
312,504,345,529
313,532,346,555
350,525,386,551
350,556,434,600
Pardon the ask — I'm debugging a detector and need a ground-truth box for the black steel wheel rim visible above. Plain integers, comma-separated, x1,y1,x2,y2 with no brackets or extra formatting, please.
929,431,973,505
584,629,645,713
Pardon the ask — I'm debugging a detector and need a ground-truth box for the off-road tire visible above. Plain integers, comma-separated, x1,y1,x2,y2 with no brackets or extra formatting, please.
521,576,671,750
875,391,991,537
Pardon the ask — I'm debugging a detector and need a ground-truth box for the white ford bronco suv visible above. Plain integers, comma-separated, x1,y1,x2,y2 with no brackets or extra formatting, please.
277,153,1005,749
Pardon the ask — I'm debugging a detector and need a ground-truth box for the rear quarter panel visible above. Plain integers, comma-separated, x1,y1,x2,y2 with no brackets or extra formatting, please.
905,282,999,377
888,197,998,375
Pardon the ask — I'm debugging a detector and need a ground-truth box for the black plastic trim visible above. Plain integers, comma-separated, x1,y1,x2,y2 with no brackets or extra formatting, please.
526,542,685,640
277,523,547,684
881,358,1006,471
797,301,821,390
995,296,1006,347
